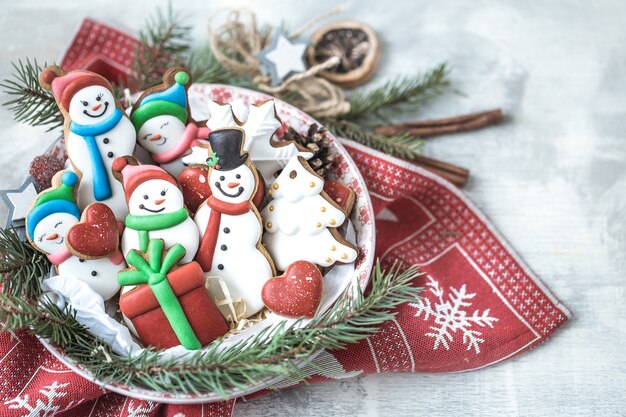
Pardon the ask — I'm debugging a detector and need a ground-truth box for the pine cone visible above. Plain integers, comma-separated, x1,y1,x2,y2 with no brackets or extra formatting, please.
284,124,337,178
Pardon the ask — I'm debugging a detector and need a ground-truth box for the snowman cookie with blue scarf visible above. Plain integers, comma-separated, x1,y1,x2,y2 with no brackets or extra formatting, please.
40,66,136,220
25,171,124,300
130,68,210,177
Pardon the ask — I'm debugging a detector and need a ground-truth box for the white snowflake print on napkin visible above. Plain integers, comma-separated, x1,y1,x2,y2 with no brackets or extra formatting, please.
410,276,498,354
5,381,70,417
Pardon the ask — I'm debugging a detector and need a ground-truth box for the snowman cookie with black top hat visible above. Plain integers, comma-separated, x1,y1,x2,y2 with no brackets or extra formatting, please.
40,66,136,220
112,156,199,264
130,68,210,177
194,128,276,320
25,171,124,301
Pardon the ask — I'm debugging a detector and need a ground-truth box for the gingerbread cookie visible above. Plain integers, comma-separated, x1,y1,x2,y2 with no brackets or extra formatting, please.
26,172,124,300
262,260,323,318
62,203,124,300
261,155,358,270
112,156,199,264
194,128,276,320
183,99,312,182
40,66,136,220
118,239,228,350
130,68,210,177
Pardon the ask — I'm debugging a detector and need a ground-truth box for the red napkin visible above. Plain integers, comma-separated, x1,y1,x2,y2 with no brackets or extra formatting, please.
0,19,570,417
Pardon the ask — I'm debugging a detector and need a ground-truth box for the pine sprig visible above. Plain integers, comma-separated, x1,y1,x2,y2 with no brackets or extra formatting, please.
0,260,421,396
0,59,62,131
346,63,450,125
131,4,192,91
0,228,49,298
323,118,424,160
186,47,253,88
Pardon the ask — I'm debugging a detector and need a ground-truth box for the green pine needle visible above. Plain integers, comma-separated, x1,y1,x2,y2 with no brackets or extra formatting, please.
346,63,450,124
0,259,422,396
0,228,49,298
131,3,192,91
186,47,254,88
323,118,424,160
0,59,62,131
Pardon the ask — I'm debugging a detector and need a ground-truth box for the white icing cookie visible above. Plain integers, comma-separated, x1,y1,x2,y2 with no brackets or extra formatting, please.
261,155,358,270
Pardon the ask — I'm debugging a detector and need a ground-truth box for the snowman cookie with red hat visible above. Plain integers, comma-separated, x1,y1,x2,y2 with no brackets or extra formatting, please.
112,156,199,264
130,68,210,177
40,66,136,220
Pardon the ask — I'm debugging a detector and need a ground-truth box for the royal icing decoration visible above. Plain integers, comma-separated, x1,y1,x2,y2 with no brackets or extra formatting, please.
113,157,199,264
262,260,323,318
26,172,124,300
262,155,358,270
40,66,136,219
130,69,210,177
118,239,228,350
194,128,276,320
184,100,312,182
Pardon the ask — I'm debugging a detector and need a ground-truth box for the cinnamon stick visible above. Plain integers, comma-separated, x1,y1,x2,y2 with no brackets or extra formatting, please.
411,156,469,187
374,108,502,138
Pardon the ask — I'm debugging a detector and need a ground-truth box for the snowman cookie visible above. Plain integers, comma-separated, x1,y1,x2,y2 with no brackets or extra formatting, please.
261,155,358,270
40,66,136,219
25,171,124,300
112,156,199,264
130,68,210,177
194,128,276,320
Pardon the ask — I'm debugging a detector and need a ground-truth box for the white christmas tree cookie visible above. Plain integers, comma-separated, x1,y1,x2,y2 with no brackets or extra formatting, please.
261,155,358,270
40,66,136,219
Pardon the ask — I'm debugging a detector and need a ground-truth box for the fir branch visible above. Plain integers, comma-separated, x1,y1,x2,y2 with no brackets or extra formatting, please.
0,228,49,298
131,4,192,91
0,59,62,131
323,118,424,160
346,63,450,125
0,260,421,396
186,47,254,88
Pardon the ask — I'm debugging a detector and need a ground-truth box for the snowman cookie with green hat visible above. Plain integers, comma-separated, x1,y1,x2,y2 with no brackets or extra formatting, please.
130,68,210,177
25,171,125,301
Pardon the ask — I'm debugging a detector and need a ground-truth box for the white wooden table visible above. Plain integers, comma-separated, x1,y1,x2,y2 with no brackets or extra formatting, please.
1,0,624,415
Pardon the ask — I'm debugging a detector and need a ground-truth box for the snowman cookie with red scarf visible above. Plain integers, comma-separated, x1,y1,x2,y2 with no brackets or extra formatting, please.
194,128,276,320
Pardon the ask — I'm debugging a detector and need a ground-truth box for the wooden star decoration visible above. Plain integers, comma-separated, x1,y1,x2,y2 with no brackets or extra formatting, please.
256,31,309,86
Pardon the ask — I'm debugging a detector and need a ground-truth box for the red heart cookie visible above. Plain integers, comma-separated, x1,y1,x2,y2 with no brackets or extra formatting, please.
262,261,323,318
67,203,119,258
178,167,211,214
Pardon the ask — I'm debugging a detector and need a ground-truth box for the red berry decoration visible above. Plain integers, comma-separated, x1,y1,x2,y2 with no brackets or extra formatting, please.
29,155,66,192
262,261,323,318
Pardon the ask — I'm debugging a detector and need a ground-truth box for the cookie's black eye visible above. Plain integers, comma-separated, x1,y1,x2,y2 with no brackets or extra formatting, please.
91,271,97,276
81,101,88,106
219,176,225,181
143,195,149,200
289,170,298,179
236,174,241,179
160,190,166,196
96,93,103,101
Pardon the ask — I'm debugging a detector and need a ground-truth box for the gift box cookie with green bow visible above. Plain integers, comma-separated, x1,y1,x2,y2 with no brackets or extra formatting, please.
118,239,228,350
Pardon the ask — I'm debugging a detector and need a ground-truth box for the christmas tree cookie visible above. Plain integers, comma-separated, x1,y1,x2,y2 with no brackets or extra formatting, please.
261,155,358,270
194,128,276,320
112,156,199,264
130,68,210,177
40,66,136,219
